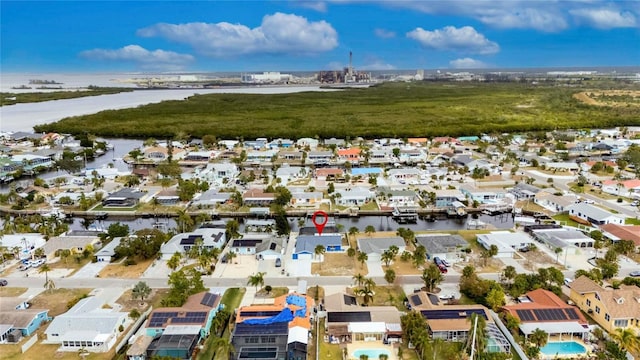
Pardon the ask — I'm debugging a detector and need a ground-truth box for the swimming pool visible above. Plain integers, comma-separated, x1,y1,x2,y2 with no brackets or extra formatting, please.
540,341,587,356
352,348,391,359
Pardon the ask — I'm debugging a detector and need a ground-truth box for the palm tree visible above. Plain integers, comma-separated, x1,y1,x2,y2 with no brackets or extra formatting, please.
364,225,376,237
347,247,356,258
39,263,51,284
78,347,89,359
529,328,548,348
247,272,266,292
211,336,235,359
381,250,394,267
132,281,152,303
611,328,640,353
467,313,487,357
314,244,326,262
167,252,182,271
554,247,563,263
421,264,444,292
348,226,359,238
226,250,237,264
353,273,365,287
357,251,368,266
384,268,396,285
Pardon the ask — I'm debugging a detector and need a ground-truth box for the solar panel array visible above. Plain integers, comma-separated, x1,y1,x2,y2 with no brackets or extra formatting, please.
234,322,289,335
516,308,581,322
201,293,219,307
172,311,208,324
327,311,371,323
149,311,179,327
421,309,487,320
410,294,423,306
240,310,282,317
565,308,580,320
180,235,202,245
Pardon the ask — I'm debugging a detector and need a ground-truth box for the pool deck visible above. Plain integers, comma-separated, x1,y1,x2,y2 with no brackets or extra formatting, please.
347,341,398,360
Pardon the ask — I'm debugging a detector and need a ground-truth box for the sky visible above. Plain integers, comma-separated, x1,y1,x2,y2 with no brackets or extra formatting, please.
1,0,639,72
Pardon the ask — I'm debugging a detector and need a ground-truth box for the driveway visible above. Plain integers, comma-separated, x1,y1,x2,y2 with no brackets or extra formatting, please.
366,259,384,277
71,260,110,279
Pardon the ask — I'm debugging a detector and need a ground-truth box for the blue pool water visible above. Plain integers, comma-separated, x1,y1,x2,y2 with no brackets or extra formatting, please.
353,349,391,359
540,341,587,356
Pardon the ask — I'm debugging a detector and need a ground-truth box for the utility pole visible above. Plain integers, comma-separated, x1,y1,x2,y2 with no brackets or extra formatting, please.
469,315,478,360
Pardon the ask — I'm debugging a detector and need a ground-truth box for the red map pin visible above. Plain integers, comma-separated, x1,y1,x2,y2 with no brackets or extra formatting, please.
312,210,329,235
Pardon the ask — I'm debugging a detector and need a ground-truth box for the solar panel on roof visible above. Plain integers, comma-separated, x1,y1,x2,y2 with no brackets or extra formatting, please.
410,294,423,306
234,322,289,335
327,311,371,323
420,309,487,320
240,310,282,317
516,309,534,322
185,311,207,317
565,308,580,320
201,293,218,307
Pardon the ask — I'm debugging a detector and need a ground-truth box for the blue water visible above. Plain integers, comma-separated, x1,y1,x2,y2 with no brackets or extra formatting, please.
353,349,391,359
540,341,586,355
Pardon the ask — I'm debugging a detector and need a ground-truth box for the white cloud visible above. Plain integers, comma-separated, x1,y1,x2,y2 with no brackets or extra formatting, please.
79,45,194,70
137,12,338,57
407,26,499,54
295,1,328,12
360,60,396,70
570,8,636,28
374,28,396,39
449,57,488,69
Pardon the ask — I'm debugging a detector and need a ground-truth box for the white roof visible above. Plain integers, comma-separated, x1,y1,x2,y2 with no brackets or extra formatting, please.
287,326,309,345
45,297,127,337
519,322,589,335
348,322,387,333
164,325,201,335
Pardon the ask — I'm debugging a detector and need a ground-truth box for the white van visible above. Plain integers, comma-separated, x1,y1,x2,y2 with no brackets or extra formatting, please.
564,278,573,287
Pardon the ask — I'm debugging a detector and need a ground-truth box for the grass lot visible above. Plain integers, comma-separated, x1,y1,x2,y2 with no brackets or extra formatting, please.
0,287,27,297
199,288,246,360
626,218,640,225
34,82,640,139
99,258,154,278
312,253,368,276
147,288,171,310
29,288,92,316
256,286,288,298
359,201,379,211
369,285,407,310
47,256,92,275
552,213,582,227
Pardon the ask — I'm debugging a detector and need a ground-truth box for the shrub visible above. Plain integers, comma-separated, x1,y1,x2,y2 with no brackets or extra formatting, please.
124,258,137,266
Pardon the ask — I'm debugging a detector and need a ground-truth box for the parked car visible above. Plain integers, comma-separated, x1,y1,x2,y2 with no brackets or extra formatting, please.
439,293,455,300
18,263,31,271
441,259,451,267
275,258,282,267
564,278,573,287
630,270,640,277
433,257,445,267
631,200,639,206
0,279,8,286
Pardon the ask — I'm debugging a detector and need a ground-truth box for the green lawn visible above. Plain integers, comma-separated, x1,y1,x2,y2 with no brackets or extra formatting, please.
625,218,640,225
552,213,582,227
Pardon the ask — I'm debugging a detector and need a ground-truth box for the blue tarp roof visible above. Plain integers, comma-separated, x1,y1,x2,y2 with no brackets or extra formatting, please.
242,308,294,325
351,168,382,175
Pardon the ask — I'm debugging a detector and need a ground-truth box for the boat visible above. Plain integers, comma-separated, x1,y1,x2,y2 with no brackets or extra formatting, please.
11,85,32,89
392,206,418,223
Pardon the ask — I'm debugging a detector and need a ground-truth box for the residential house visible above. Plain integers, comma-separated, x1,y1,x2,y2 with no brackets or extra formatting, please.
293,235,344,260
0,233,47,261
601,179,640,198
324,138,346,147
334,187,375,206
509,183,542,200
315,168,344,181
42,235,101,261
191,189,231,208
267,138,294,149
194,163,238,185
387,168,421,184
502,289,589,341
229,234,272,255
534,191,578,213
144,292,222,359
337,148,361,162
181,150,215,163
0,297,50,341
255,238,284,260
460,184,506,204
476,232,535,258
569,276,640,335
415,234,467,263
44,296,128,352
242,189,275,206
231,293,313,360
434,189,465,208
566,203,624,226
160,228,225,260
307,150,333,165
275,165,307,183
599,224,640,248
324,292,402,344
530,228,593,256
385,190,419,206
95,237,124,263
356,237,406,262
296,137,319,149
246,149,278,163
407,291,510,353
290,191,323,207
277,150,304,162
102,188,146,207
142,146,185,162
399,149,426,163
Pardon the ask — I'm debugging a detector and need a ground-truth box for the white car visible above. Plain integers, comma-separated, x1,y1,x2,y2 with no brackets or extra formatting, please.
439,294,455,300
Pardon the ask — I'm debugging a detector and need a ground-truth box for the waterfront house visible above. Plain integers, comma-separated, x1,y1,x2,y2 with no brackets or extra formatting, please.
356,237,406,262
290,191,323,207
42,235,101,261
434,189,465,208
533,191,578,213
160,228,225,260
459,184,506,204
191,189,231,208
142,146,185,162
102,188,146,207
315,168,344,181
246,149,278,163
324,138,346,147
243,189,275,206
296,138,319,149
569,276,640,335
509,183,543,200
476,232,535,258
293,235,344,260
194,162,238,185
415,234,467,263
334,187,375,206
95,237,124,262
